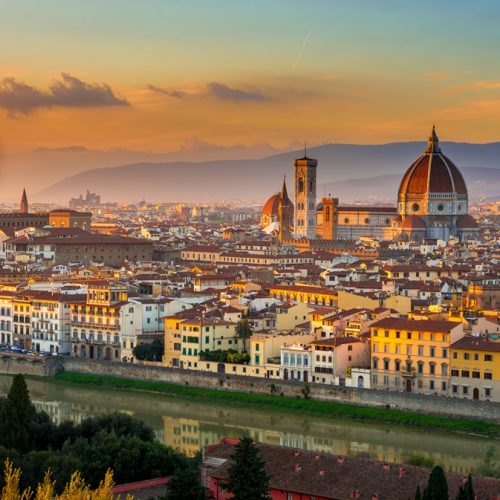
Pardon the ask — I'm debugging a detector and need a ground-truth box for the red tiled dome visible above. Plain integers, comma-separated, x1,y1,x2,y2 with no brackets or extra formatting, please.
262,193,280,217
401,215,426,230
399,128,467,197
456,214,478,229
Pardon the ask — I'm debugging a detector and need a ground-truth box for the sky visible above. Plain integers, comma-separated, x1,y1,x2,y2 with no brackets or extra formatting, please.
2,0,500,157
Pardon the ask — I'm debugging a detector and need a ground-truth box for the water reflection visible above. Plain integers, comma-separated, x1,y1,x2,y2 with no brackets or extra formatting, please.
0,375,495,474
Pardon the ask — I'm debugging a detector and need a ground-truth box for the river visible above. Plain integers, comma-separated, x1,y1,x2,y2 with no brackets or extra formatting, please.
0,375,496,475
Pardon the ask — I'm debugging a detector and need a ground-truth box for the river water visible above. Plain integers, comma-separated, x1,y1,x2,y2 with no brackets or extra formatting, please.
0,375,496,474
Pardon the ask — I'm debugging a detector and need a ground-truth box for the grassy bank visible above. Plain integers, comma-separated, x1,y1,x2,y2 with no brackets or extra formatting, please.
54,371,500,438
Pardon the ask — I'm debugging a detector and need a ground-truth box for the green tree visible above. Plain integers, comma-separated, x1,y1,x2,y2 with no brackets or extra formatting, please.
166,466,205,500
225,437,270,500
415,484,422,500
235,319,253,353
132,339,164,361
456,474,475,500
0,374,36,452
422,465,448,500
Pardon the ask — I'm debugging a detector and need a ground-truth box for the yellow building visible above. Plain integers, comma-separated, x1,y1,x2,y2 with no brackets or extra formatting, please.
449,336,500,402
370,318,464,394
164,316,241,369
269,284,337,307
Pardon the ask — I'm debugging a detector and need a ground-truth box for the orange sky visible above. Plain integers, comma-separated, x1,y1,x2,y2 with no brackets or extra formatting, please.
2,1,500,157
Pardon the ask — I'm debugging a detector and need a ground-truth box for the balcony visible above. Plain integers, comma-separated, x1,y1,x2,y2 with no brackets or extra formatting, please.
400,367,417,378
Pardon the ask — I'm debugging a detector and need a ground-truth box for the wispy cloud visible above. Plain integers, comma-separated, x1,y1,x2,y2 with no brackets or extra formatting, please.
148,81,268,102
0,73,128,117
147,84,186,98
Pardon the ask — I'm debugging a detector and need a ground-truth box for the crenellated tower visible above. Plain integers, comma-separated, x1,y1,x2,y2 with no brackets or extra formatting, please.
294,148,317,239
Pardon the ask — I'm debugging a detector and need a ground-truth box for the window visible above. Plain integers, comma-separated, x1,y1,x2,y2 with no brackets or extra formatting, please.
441,364,448,376
451,369,459,376
484,372,493,380
441,381,447,391
485,388,492,397
418,362,424,374
384,359,390,371
383,375,389,385
453,352,458,359
384,330,389,338
418,345,424,356
452,384,458,394
464,352,470,360
463,386,468,395
372,374,378,384
485,354,493,362
430,380,435,390
472,370,480,379
373,358,378,370
442,348,448,358
474,353,479,361
461,370,470,378
430,347,436,357
429,363,435,375
407,332,412,340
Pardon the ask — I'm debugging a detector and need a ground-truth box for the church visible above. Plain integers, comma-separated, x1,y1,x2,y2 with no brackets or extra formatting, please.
261,128,481,243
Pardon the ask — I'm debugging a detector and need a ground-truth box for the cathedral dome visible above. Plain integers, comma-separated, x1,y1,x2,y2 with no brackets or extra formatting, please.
399,128,467,198
397,127,468,222
262,193,280,217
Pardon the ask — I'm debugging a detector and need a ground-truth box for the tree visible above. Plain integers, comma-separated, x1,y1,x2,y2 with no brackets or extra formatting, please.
415,484,422,500
0,375,36,452
235,319,253,353
225,437,270,500
166,466,205,500
456,474,475,500
422,465,448,500
132,339,164,362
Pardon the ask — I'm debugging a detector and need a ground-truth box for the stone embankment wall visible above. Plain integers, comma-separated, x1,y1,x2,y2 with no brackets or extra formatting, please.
0,354,498,421
60,357,500,422
0,354,62,377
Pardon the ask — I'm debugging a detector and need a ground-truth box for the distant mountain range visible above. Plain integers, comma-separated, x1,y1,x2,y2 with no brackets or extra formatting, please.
33,141,500,203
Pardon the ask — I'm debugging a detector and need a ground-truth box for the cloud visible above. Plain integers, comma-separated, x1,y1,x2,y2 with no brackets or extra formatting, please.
206,82,267,102
148,81,268,102
0,73,128,116
147,84,186,99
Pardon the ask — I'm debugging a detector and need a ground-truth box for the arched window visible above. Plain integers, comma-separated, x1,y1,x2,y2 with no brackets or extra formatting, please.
297,355,302,366
283,352,289,364
303,356,309,366
290,353,296,365
309,179,313,193
298,178,304,193
325,206,330,222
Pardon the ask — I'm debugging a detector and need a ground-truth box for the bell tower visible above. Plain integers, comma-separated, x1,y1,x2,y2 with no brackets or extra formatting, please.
294,147,317,239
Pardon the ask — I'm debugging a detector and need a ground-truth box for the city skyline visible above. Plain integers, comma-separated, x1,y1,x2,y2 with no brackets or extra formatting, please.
2,0,500,158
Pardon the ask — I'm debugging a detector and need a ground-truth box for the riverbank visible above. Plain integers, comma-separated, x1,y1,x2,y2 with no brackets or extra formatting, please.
54,372,500,438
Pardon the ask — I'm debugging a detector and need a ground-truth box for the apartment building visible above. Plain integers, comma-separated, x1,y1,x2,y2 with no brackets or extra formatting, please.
370,318,465,394
450,336,500,402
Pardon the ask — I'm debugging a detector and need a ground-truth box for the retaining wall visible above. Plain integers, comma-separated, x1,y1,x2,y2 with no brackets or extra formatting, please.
60,357,500,422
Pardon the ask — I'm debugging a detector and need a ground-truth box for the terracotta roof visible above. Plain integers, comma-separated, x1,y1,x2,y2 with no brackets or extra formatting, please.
401,215,426,230
372,318,461,333
262,193,280,217
451,336,500,352
204,440,500,500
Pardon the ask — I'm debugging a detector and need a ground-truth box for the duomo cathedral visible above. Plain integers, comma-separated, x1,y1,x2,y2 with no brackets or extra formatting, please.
261,128,480,243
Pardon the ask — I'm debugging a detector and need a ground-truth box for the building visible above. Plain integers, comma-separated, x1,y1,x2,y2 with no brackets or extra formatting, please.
69,190,101,208
260,178,294,241
19,188,29,214
449,336,500,402
201,438,500,500
370,317,465,394
261,127,481,243
294,152,317,239
48,209,92,230
70,282,129,360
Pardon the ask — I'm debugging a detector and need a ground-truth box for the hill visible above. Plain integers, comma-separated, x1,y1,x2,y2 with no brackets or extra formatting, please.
37,141,500,203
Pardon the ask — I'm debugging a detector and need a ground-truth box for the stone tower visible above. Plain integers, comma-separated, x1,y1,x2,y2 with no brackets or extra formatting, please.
19,188,28,214
320,197,339,240
277,177,294,242
294,150,317,239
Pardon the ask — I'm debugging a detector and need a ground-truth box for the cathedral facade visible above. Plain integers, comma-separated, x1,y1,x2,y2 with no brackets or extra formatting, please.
261,128,481,243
